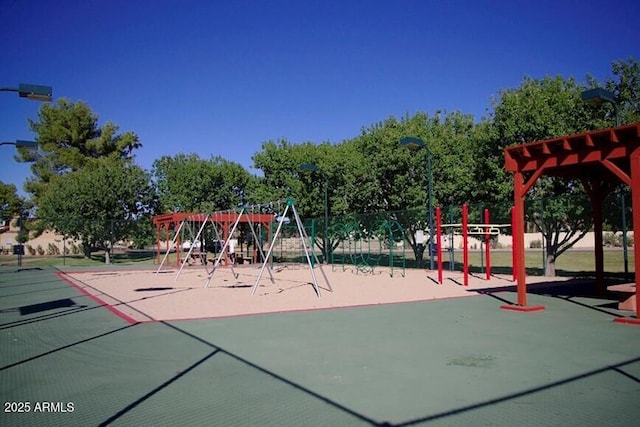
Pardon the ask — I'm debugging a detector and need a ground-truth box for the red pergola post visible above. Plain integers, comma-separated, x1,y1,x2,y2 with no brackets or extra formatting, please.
614,149,640,324
511,207,516,282
501,172,545,312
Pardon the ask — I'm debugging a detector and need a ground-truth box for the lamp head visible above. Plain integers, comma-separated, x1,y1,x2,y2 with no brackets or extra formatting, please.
400,137,425,150
580,88,615,106
15,140,38,149
18,83,53,102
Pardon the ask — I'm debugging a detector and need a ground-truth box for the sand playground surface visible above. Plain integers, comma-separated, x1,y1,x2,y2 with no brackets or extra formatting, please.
59,263,572,323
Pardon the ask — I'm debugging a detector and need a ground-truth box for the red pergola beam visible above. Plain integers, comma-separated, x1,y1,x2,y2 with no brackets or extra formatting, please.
152,212,276,229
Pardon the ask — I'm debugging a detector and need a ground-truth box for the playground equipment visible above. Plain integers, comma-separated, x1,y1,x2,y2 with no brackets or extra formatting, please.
270,221,312,268
330,218,406,277
152,208,275,281
435,204,513,286
203,208,273,288
252,198,332,297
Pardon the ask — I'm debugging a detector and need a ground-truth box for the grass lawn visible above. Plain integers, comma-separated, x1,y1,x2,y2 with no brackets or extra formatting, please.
0,250,157,268
463,248,635,277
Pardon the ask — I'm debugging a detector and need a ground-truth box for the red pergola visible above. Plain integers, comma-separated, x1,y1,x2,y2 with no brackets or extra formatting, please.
504,123,640,323
152,211,275,266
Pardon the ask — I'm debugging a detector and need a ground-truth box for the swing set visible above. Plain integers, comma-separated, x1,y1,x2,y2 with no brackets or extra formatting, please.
152,208,274,271
152,198,333,297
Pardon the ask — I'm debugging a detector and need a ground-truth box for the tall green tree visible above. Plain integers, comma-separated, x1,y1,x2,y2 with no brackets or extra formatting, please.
0,182,24,224
18,99,142,201
152,153,253,213
492,75,606,275
585,57,640,127
250,112,486,265
251,139,334,215
587,58,639,233
337,112,482,263
37,158,157,263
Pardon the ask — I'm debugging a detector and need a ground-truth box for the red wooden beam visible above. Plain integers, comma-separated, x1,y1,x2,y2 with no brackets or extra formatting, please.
585,134,595,147
601,159,632,186
614,151,640,323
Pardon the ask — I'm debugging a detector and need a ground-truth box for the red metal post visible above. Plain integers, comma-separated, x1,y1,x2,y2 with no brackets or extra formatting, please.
436,206,443,284
484,208,491,280
462,203,468,286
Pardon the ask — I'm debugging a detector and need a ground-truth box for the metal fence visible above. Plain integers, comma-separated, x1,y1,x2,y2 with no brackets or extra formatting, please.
2,192,633,276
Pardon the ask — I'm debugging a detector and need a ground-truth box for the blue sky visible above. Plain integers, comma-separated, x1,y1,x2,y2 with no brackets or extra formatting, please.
1,0,639,196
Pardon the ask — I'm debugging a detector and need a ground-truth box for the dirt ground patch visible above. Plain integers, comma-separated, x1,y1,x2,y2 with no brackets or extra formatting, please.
59,264,571,322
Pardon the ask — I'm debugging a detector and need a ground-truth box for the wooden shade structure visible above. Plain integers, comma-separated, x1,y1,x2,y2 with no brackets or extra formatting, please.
504,123,640,323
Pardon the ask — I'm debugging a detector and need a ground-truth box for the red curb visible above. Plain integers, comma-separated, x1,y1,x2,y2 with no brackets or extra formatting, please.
56,272,140,325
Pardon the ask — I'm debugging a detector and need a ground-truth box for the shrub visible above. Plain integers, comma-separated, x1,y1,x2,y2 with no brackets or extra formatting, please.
26,244,36,255
47,243,60,255
603,232,621,247
529,239,542,249
36,245,45,255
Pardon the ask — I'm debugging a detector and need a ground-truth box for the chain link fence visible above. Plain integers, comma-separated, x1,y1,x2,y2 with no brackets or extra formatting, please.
2,191,633,275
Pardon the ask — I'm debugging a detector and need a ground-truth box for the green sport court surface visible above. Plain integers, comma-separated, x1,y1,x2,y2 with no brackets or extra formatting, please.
1,266,639,426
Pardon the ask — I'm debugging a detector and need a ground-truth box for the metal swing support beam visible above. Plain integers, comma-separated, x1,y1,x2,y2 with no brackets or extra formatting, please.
251,199,332,297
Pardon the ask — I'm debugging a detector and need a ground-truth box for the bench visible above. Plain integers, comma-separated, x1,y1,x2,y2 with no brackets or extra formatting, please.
607,284,637,311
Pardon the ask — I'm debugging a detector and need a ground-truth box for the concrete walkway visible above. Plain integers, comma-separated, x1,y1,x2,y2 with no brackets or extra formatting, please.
1,266,639,426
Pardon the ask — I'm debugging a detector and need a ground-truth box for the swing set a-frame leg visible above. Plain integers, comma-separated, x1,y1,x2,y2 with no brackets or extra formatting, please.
251,199,332,297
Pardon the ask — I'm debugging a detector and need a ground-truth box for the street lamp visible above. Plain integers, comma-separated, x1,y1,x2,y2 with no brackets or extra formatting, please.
580,88,620,126
580,88,627,279
300,163,329,263
400,137,435,270
0,140,38,148
2,83,50,267
1,83,53,102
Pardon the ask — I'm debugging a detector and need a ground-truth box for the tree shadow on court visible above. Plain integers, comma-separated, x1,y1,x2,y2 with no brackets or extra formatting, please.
97,321,640,427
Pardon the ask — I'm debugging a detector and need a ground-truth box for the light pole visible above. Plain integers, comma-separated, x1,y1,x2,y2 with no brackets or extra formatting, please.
400,137,435,270
1,140,37,267
300,163,329,263
2,83,50,267
1,83,53,102
580,88,627,278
